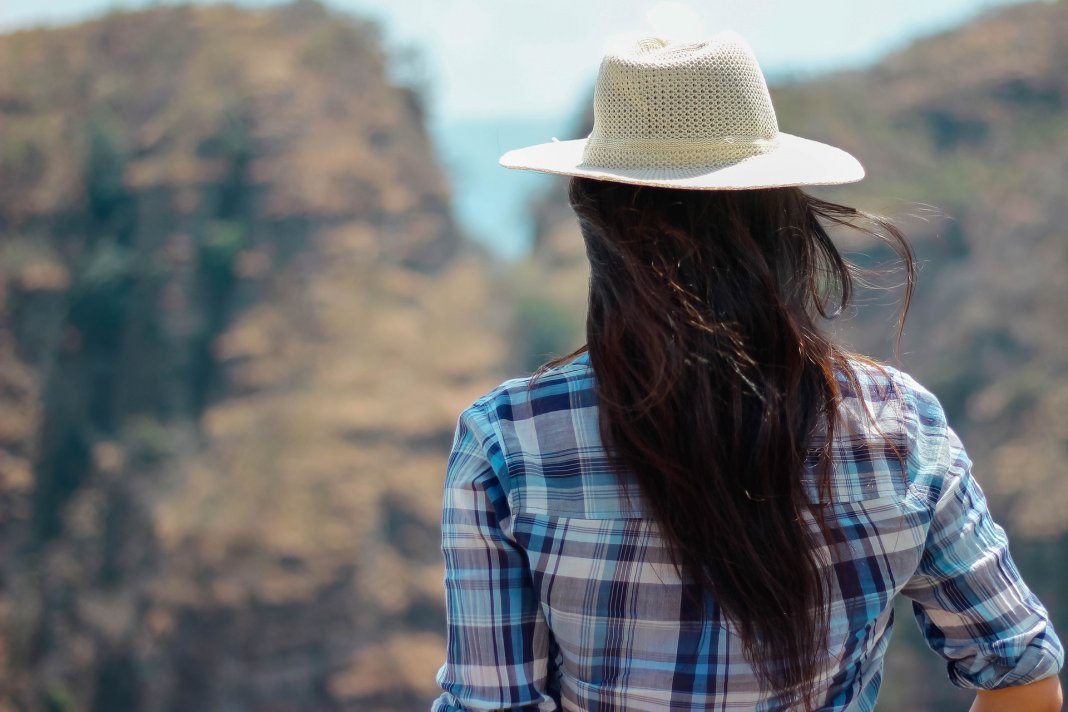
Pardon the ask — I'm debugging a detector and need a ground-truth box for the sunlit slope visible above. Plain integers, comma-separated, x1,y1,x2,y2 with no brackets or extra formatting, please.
0,2,507,709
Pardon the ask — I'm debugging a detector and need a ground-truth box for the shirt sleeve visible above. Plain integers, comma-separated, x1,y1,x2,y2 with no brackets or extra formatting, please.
432,403,560,712
897,374,1064,689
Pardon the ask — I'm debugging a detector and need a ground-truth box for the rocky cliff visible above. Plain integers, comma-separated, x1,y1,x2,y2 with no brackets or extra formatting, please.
2,1,1066,710
0,2,508,709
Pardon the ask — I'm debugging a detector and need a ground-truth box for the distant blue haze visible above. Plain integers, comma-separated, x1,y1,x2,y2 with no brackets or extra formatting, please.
431,116,576,261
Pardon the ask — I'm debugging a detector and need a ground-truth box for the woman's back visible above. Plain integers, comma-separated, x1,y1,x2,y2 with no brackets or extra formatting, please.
434,355,1061,711
433,32,1062,711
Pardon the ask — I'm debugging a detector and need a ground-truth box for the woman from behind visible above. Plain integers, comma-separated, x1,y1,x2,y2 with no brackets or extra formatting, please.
433,33,1063,711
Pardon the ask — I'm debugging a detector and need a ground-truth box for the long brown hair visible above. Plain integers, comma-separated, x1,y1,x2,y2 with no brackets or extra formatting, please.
544,177,914,707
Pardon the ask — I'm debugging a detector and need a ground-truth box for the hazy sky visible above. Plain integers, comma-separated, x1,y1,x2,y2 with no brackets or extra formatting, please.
0,0,1042,125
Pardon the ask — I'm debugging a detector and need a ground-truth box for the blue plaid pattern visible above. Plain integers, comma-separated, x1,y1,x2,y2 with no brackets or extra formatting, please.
433,353,1063,711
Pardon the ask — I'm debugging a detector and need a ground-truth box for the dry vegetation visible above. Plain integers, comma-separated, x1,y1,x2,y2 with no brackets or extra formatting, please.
0,1,1065,710
0,2,509,709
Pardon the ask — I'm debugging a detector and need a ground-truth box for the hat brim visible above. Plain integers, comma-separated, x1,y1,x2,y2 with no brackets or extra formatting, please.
499,132,864,190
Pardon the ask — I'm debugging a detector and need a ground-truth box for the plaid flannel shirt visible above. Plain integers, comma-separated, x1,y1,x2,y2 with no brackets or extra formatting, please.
433,353,1063,711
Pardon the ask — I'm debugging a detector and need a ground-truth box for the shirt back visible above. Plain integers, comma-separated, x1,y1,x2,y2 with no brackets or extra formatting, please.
433,353,1063,711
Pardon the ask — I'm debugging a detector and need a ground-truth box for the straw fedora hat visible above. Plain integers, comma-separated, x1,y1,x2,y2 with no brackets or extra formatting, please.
499,33,864,190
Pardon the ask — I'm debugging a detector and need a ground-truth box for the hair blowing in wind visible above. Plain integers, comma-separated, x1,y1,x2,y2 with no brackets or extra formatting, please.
545,177,915,707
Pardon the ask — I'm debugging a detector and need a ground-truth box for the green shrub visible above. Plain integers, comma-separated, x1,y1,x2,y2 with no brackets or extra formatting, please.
198,220,246,287
513,294,581,373
42,686,74,712
123,416,172,469
68,241,137,346
83,115,129,223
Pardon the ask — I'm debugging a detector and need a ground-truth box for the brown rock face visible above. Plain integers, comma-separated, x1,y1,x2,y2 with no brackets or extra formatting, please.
3,0,1066,709
0,2,508,709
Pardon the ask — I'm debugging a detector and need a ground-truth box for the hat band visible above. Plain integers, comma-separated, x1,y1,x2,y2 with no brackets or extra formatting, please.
582,133,780,170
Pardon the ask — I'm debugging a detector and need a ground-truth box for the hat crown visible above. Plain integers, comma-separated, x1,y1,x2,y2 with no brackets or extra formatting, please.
497,31,864,190
585,33,780,170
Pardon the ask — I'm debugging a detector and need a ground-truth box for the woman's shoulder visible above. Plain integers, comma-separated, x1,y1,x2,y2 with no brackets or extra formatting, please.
812,358,954,473
835,358,962,481
457,352,596,431
837,357,947,421
465,354,946,423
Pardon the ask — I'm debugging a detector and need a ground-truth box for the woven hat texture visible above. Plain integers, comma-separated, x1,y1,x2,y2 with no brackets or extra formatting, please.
499,33,864,190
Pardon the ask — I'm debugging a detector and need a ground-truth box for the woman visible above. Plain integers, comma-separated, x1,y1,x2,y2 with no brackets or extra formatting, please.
433,34,1063,711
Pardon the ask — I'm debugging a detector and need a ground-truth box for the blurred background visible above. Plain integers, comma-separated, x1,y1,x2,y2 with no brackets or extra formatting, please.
0,0,1064,709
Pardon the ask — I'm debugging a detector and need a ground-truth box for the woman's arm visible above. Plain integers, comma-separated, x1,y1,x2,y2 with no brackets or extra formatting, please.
897,374,1063,696
971,674,1063,712
432,404,559,712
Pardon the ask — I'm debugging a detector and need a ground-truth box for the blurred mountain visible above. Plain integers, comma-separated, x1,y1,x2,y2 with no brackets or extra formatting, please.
0,1,510,709
522,1,1068,708
2,0,1066,711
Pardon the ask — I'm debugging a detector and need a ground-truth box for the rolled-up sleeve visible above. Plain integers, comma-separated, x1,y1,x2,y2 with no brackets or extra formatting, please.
898,374,1064,689
432,403,559,712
